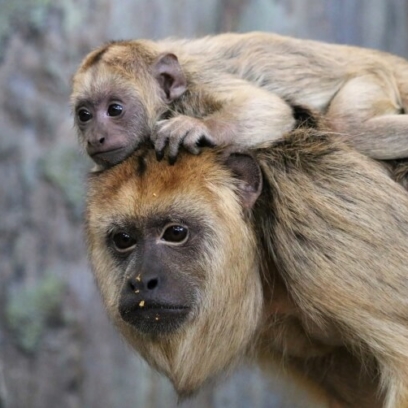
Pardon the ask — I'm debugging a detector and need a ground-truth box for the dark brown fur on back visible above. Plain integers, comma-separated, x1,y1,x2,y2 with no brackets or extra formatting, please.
253,130,408,407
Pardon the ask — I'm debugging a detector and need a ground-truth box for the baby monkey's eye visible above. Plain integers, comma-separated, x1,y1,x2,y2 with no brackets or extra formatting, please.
161,225,189,244
78,108,92,123
112,232,137,252
107,103,123,117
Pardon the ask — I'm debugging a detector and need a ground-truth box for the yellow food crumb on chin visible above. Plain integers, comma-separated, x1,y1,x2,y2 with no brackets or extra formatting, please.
139,300,145,307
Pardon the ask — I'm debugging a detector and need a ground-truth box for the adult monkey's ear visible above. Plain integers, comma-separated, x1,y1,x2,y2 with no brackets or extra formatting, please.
223,152,263,209
152,53,187,103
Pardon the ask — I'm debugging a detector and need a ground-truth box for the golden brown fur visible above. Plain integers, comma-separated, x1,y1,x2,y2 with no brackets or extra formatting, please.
73,32,408,168
86,129,408,408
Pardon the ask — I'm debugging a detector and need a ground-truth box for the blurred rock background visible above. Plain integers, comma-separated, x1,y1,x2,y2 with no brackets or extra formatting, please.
1,1,408,407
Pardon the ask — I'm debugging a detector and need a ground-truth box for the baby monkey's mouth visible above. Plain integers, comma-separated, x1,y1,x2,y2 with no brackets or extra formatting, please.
89,146,132,166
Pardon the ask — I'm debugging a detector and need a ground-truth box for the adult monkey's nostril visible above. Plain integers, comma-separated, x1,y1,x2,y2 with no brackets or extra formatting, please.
146,278,159,290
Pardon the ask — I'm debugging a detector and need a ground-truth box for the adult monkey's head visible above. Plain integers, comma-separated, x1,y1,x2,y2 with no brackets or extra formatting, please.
85,146,264,395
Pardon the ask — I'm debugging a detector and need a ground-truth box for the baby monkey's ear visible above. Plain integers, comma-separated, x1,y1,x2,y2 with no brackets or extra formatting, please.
152,53,187,103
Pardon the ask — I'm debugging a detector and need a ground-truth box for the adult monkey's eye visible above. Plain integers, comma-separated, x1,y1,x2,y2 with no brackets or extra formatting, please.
107,103,123,117
161,225,189,244
78,108,92,123
112,232,137,252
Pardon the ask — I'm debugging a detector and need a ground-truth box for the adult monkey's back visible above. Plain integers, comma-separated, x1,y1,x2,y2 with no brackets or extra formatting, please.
86,129,408,408
72,32,408,167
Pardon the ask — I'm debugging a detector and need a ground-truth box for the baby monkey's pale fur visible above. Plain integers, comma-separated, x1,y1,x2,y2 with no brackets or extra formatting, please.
73,32,408,167
86,129,408,408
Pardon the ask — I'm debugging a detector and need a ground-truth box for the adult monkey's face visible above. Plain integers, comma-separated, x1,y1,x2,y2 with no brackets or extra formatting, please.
85,148,264,396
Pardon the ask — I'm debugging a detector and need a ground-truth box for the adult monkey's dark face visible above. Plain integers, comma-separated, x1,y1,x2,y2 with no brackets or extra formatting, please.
85,147,263,396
